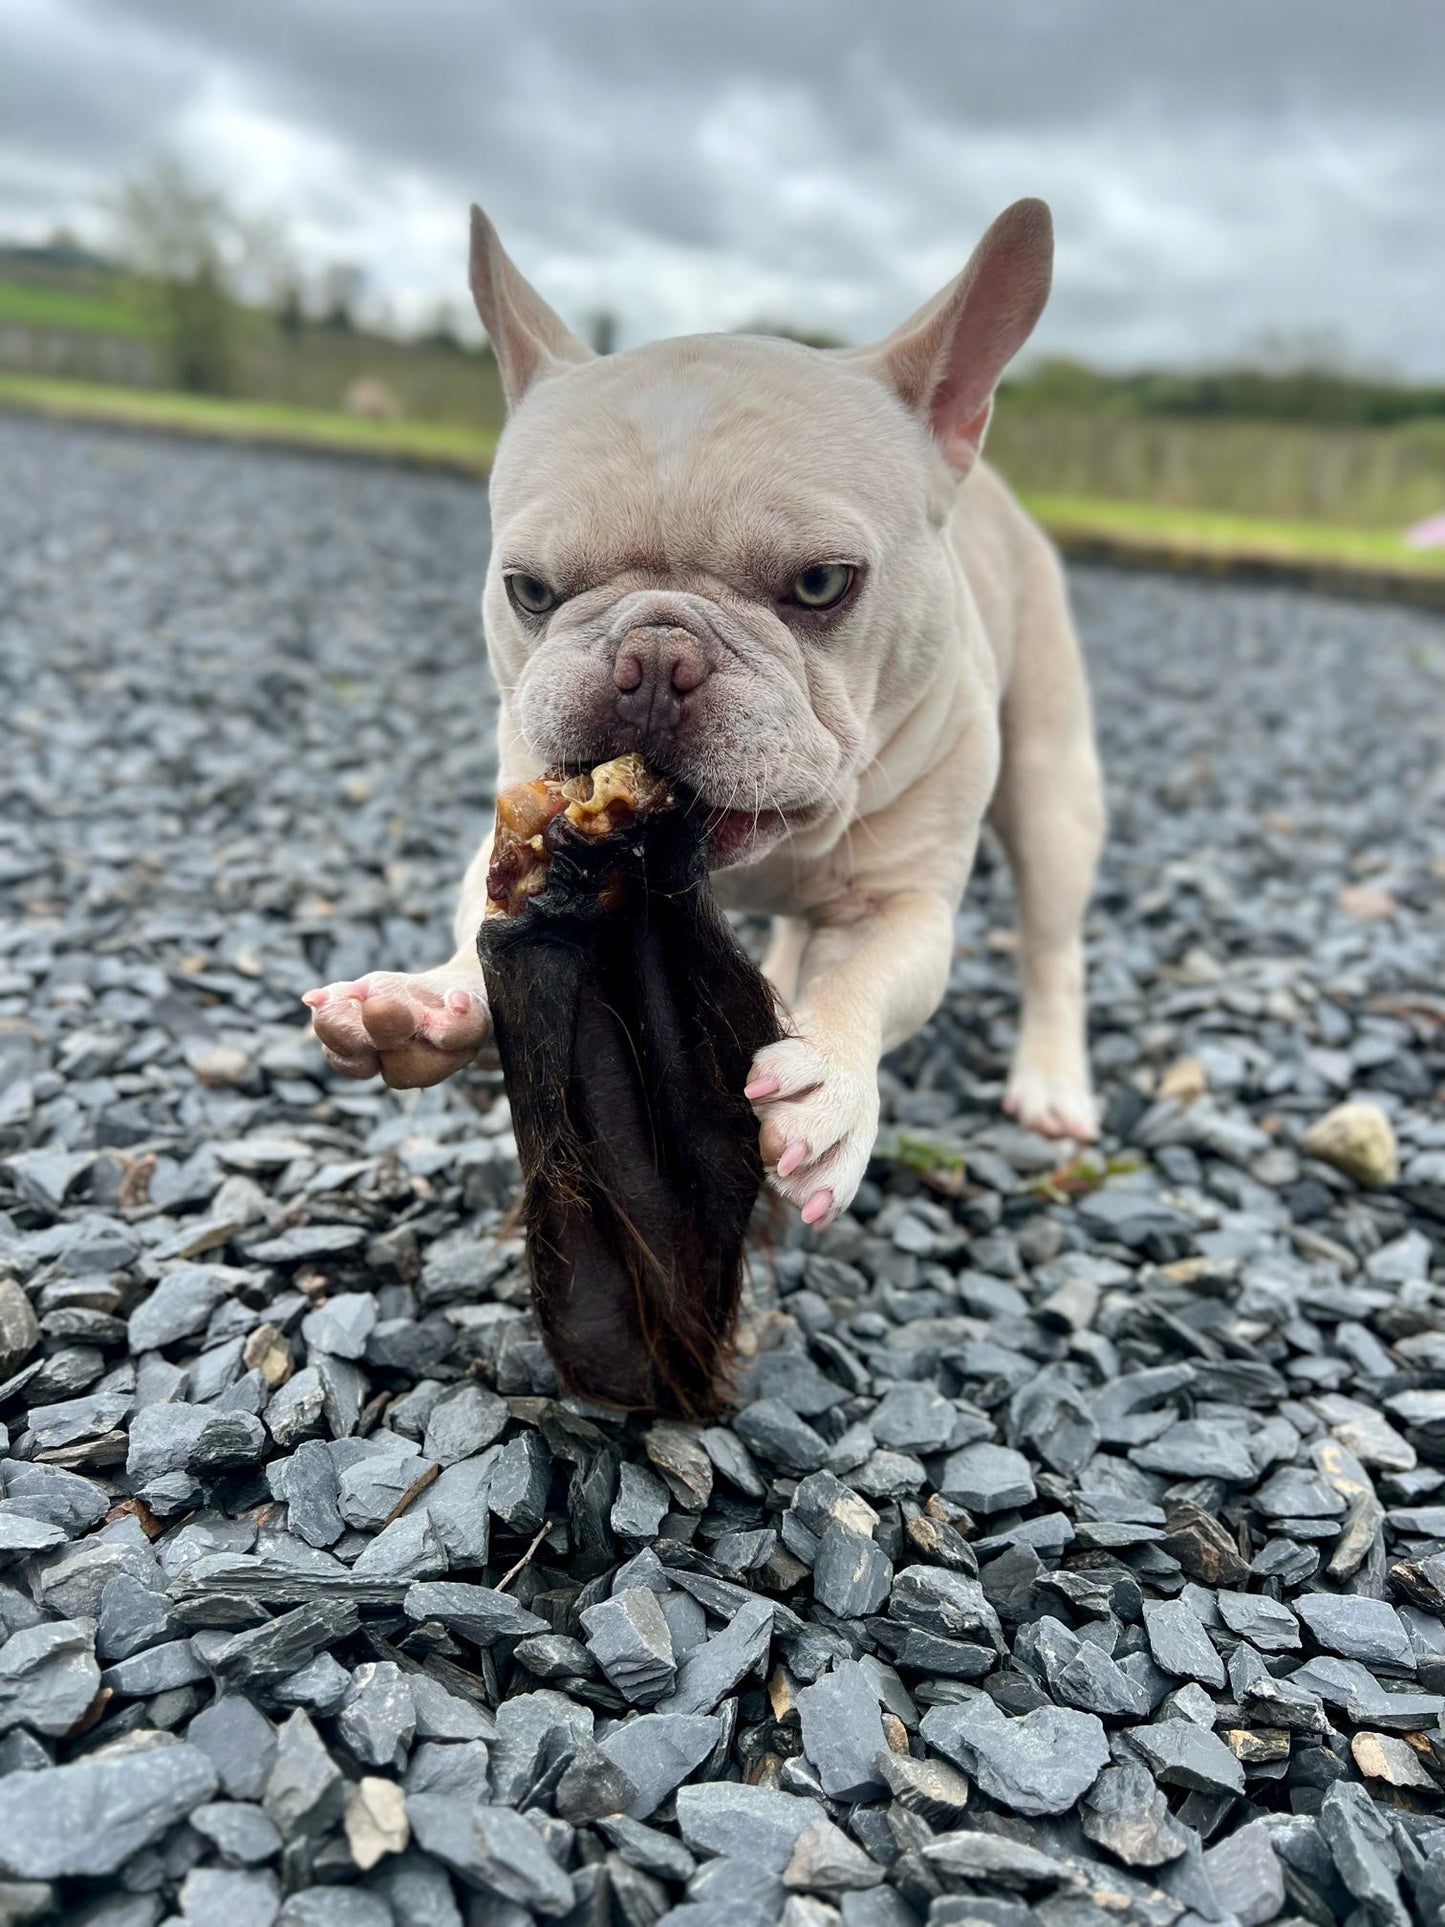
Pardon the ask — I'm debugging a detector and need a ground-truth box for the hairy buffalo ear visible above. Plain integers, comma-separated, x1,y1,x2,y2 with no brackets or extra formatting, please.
469,203,594,409
849,198,1053,474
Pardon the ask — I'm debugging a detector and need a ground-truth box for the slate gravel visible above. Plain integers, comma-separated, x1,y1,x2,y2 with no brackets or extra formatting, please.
0,415,1443,1924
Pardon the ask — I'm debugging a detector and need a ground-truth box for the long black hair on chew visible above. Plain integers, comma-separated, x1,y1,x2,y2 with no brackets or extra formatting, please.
477,802,783,1418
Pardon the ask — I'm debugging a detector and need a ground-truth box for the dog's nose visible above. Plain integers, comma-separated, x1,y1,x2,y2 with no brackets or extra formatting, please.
613,627,712,740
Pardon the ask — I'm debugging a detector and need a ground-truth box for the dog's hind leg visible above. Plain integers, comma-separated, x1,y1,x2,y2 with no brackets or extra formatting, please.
988,541,1105,1140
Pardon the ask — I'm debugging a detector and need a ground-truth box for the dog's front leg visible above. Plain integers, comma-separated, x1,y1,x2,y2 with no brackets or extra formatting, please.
746,889,956,1227
303,716,548,1086
303,833,495,1087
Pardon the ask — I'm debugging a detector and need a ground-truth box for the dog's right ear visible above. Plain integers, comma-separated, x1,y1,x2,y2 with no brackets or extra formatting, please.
846,198,1053,475
469,205,594,409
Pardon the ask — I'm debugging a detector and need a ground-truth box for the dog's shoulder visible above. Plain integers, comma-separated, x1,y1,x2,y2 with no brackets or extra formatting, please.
948,460,1065,679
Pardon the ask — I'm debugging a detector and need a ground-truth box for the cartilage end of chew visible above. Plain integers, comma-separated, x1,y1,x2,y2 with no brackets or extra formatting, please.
485,752,676,918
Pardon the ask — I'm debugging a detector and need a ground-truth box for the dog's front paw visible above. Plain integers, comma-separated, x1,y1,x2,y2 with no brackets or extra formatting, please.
1004,1031,1098,1142
302,969,491,1089
745,1034,879,1228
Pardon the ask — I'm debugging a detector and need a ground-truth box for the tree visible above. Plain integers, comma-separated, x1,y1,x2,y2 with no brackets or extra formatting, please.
423,301,463,351
108,156,258,394
321,263,365,332
275,282,306,339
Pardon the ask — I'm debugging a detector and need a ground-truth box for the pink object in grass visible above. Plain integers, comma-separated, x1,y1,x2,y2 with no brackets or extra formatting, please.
1405,511,1445,550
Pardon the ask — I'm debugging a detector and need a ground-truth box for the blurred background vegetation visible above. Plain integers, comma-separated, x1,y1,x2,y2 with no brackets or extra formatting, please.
2,159,1443,551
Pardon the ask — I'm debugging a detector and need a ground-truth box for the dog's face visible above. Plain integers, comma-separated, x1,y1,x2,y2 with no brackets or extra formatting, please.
472,201,1053,867
483,338,946,864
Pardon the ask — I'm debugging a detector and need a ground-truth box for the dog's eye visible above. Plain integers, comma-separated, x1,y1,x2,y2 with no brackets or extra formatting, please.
506,572,558,616
788,563,854,610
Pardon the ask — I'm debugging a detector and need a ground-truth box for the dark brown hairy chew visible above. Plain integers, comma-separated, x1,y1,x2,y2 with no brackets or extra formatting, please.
477,756,783,1417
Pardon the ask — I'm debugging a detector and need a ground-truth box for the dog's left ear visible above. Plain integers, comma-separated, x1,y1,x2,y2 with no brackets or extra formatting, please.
850,198,1053,474
469,204,594,409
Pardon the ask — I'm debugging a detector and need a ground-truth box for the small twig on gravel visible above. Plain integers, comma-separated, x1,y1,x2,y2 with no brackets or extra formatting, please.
496,1521,550,1592
383,1460,439,1524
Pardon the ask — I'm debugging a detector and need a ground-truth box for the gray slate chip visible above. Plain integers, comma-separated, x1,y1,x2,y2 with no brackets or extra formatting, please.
1128,1718,1247,1796
97,1571,172,1662
1295,1592,1415,1672
1131,1420,1254,1481
0,1618,101,1735
417,1451,498,1566
938,1441,1036,1513
610,1461,672,1538
732,1399,828,1474
921,1698,1110,1815
406,1796,573,1914
890,1566,1002,1644
0,1743,218,1877
658,1595,774,1716
128,1264,251,1352
597,1811,697,1882
263,1709,346,1842
336,1444,432,1530
404,1737,491,1798
189,1799,284,1865
189,1694,278,1801
422,1381,508,1465
488,1431,552,1532
268,1440,344,1548
598,1710,721,1819
1202,1820,1286,1927
1142,1596,1226,1688
580,1588,676,1705
870,1383,957,1454
1318,1778,1408,1923
210,1601,361,1684
812,1524,893,1618
104,1636,207,1697
299,1290,378,1359
796,1660,887,1800
674,1781,818,1872
404,1580,547,1644
180,1867,282,1927
1215,1589,1301,1653
553,1736,640,1825
336,1659,416,1768
275,1890,391,1927
275,1652,353,1715
1081,1760,1191,1868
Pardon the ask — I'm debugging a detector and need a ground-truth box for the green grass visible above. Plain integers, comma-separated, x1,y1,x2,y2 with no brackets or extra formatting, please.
1018,490,1445,577
873,1131,968,1196
0,374,497,472
1,373,1442,590
0,278,155,335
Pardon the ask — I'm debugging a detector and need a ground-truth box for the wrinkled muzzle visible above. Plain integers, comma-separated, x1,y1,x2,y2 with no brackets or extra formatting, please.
508,583,851,851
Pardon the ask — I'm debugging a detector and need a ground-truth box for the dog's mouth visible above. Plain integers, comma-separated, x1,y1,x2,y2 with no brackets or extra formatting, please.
698,804,792,868
688,789,829,868
541,761,819,869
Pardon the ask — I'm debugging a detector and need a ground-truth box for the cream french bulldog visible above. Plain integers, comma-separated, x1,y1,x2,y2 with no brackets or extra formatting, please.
304,198,1105,1229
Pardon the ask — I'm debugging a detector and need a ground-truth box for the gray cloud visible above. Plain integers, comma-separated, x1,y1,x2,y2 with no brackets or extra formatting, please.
1,0,1441,372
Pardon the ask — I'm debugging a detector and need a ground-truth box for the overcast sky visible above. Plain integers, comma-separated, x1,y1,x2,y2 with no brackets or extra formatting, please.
3,0,1442,374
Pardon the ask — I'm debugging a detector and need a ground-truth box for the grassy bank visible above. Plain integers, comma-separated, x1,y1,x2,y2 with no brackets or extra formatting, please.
989,407,1445,531
2,374,1442,601
0,278,156,335
1022,492,1445,575
0,373,497,472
